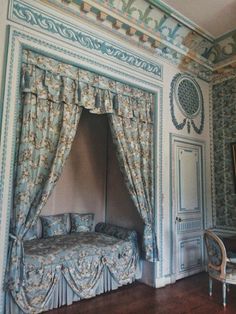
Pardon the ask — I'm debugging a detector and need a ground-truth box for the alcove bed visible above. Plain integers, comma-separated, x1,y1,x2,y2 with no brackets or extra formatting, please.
5,49,158,313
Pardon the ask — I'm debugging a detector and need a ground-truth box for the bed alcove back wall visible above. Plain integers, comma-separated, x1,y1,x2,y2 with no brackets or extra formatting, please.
42,109,144,234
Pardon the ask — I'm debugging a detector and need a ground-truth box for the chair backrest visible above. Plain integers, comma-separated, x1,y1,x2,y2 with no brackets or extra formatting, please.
204,230,227,280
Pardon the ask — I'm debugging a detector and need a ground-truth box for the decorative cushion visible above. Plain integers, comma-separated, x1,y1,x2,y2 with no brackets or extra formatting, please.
41,214,69,238
70,213,94,233
95,222,137,243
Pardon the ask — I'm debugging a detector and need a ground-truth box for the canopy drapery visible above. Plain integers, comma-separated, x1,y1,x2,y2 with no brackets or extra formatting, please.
109,115,157,261
5,49,158,312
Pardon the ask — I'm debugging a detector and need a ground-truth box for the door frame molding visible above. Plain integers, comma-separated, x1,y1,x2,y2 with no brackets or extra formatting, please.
170,133,207,283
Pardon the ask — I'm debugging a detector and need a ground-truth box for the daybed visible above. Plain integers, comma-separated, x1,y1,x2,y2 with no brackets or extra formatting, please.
7,215,140,314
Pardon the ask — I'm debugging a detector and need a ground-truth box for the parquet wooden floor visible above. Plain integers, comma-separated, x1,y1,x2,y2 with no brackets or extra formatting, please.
45,272,236,314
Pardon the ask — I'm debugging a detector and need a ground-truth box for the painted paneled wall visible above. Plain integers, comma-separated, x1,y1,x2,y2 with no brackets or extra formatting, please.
158,60,212,285
212,79,236,228
0,0,213,307
0,0,8,127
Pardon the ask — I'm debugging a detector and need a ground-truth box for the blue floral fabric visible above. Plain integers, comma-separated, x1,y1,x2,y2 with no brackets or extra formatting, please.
20,50,153,122
95,222,137,243
41,214,69,238
23,222,38,241
13,231,139,313
109,115,158,262
6,52,82,296
6,49,157,313
70,213,94,233
205,234,223,267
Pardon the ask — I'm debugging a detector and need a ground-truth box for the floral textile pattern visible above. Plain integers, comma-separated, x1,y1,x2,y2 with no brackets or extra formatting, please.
5,52,82,306
70,213,94,233
41,214,69,238
6,49,157,313
20,50,154,123
13,230,138,313
109,116,158,262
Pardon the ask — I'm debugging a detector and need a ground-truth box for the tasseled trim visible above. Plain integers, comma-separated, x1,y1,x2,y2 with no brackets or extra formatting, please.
95,90,101,108
77,82,81,102
113,94,119,110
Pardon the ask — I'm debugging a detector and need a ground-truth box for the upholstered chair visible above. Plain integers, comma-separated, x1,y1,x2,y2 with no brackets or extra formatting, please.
204,230,236,307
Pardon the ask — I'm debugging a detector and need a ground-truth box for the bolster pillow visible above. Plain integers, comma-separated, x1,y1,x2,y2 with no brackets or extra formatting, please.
95,222,137,243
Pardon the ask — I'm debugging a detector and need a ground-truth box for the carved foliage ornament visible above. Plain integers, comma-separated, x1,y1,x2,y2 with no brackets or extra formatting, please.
170,73,204,134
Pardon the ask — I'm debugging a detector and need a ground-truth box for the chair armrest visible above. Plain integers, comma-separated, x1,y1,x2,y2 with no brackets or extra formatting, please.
95,222,137,243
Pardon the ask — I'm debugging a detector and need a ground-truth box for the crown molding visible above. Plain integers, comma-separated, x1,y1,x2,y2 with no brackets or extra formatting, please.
147,0,215,42
40,0,214,81
10,0,236,82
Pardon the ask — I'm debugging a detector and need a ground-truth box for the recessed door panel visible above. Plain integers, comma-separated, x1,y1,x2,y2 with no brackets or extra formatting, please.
179,149,200,212
171,137,205,280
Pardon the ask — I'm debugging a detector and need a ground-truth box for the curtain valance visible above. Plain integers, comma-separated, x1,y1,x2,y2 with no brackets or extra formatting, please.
21,50,154,123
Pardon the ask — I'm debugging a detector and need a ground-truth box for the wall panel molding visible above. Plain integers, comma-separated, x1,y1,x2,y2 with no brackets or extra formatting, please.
9,0,163,80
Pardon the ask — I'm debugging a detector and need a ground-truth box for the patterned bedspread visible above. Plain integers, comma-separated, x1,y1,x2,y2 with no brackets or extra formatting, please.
24,232,135,270
16,230,138,313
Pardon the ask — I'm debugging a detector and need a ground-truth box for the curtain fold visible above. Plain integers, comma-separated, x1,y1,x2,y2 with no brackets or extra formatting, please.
21,50,154,123
108,115,158,262
5,90,82,296
6,48,158,312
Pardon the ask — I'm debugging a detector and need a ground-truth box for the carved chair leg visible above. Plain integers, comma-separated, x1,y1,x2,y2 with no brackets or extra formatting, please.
222,282,227,307
209,277,212,296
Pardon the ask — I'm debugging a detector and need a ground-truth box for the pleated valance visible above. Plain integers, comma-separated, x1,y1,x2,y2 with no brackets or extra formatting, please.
21,50,154,123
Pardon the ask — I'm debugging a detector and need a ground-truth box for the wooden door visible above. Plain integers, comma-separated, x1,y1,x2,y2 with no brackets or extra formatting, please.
171,136,205,280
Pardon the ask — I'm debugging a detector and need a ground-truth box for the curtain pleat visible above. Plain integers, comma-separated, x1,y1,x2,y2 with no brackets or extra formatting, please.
21,50,154,123
108,115,158,262
5,92,82,310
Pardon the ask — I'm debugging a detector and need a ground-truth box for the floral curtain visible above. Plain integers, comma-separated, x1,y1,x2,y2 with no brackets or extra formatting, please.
5,54,83,294
6,49,157,311
19,50,154,122
109,115,158,261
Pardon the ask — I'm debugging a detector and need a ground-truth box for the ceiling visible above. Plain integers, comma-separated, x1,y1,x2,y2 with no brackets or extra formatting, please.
162,0,236,38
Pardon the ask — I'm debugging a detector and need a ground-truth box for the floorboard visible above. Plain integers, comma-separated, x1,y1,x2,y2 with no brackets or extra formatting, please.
45,272,236,314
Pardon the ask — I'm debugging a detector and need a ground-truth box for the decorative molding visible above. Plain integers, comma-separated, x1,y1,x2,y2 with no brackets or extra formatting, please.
36,0,213,82
37,0,236,73
112,20,122,30
177,219,202,233
10,0,163,80
177,147,201,214
155,48,212,82
208,82,215,229
170,73,204,134
140,34,149,43
89,0,213,60
170,134,207,282
0,28,23,313
81,2,91,13
213,62,236,84
149,0,215,41
156,89,163,278
97,11,107,22
96,0,236,66
126,26,136,36
205,33,236,64
179,237,202,272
